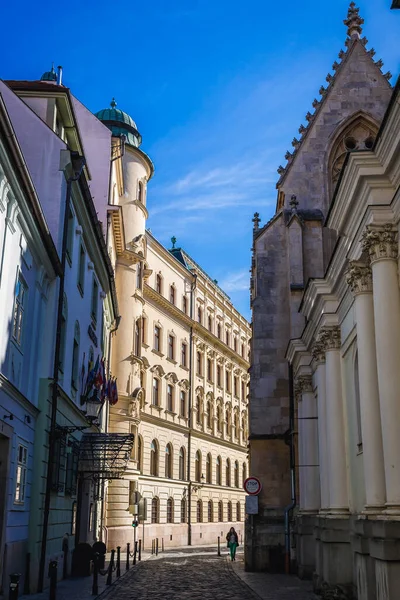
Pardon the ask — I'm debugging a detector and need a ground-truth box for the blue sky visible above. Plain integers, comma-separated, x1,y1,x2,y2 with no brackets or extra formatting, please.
1,1,399,319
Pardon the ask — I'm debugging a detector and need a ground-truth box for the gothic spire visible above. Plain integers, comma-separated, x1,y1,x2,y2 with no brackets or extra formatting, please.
344,2,364,40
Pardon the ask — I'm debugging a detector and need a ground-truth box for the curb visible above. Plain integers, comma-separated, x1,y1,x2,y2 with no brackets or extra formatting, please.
226,559,264,600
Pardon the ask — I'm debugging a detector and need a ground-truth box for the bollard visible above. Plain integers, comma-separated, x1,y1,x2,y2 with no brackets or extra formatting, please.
133,541,138,566
217,536,221,557
48,560,57,600
156,538,159,556
9,573,20,600
106,549,115,586
126,543,130,571
138,539,142,562
162,538,164,553
116,546,121,578
92,553,99,596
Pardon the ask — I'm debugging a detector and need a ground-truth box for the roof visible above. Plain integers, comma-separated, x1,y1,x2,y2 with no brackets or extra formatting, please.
95,99,142,148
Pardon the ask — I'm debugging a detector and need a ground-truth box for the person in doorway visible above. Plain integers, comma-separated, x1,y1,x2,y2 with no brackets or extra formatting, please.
226,527,239,561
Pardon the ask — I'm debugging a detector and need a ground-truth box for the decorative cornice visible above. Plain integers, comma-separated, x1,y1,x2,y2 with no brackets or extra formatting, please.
318,327,341,351
361,223,398,264
346,261,372,295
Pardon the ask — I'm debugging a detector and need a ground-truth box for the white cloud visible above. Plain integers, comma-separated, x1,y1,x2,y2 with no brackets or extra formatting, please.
219,269,249,293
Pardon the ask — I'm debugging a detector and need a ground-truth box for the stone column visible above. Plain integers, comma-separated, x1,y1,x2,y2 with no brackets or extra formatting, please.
362,224,400,510
346,262,386,510
319,327,348,512
312,342,329,511
295,375,320,512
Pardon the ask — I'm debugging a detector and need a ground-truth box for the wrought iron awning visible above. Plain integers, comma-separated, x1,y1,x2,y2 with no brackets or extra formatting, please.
78,433,134,479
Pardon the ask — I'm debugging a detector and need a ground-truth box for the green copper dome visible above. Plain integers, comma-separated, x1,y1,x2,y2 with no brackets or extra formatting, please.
95,98,142,148
40,65,57,82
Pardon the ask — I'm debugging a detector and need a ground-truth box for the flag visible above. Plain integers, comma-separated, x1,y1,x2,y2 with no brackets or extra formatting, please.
85,355,99,396
100,359,107,402
109,378,119,406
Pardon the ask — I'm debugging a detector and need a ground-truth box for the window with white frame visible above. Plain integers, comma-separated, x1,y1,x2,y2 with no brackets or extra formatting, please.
12,274,27,345
14,444,27,503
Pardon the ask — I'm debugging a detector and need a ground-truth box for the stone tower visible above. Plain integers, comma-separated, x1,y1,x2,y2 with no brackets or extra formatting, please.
95,100,154,548
247,2,393,573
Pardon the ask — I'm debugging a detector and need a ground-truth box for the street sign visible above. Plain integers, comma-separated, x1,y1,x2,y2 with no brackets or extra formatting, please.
245,495,258,514
244,476,262,495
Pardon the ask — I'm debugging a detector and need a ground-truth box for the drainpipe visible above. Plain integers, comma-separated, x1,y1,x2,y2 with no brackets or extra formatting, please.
187,272,197,546
284,362,296,574
37,152,86,592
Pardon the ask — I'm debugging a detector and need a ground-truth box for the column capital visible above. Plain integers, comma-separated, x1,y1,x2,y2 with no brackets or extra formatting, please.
361,223,398,264
312,341,326,365
294,374,313,398
318,326,341,351
346,261,373,295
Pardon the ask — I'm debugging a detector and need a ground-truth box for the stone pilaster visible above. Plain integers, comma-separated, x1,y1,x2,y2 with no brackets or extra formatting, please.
318,327,348,512
312,342,329,511
362,224,400,511
346,261,386,510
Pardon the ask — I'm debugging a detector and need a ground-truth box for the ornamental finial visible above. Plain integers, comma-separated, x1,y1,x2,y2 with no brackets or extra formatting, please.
252,212,261,231
344,2,364,40
171,236,177,249
110,97,117,108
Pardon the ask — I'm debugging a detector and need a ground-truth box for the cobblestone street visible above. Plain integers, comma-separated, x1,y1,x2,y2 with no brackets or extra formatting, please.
101,554,317,600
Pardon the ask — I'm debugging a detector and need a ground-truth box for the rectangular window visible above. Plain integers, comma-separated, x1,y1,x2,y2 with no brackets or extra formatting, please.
234,338,237,353
180,391,186,417
225,370,230,392
156,275,162,294
66,208,74,264
51,433,67,493
183,296,188,314
168,335,175,360
241,343,245,358
65,444,79,496
14,444,27,503
234,376,238,397
167,384,174,412
154,326,161,352
217,365,221,387
91,278,99,323
12,275,27,345
225,331,230,346
207,358,213,382
152,378,159,406
77,245,85,295
197,352,202,376
170,286,175,304
241,381,245,401
181,343,187,367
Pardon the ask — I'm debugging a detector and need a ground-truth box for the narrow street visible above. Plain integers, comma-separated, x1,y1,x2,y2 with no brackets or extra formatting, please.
102,551,317,600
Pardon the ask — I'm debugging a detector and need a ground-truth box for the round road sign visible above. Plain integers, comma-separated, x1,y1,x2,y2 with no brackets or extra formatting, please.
244,476,262,496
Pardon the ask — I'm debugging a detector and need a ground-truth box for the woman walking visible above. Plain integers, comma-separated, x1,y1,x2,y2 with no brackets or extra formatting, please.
226,527,239,561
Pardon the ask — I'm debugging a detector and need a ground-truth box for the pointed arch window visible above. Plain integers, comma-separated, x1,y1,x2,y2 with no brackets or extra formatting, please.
71,321,80,391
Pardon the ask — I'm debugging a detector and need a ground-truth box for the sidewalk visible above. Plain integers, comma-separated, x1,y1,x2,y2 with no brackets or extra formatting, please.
230,557,318,600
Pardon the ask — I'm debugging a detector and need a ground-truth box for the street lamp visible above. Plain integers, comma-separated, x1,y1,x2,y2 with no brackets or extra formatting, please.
192,474,205,493
85,392,103,424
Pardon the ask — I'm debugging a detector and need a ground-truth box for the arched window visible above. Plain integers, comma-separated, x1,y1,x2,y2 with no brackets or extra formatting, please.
169,285,175,305
167,497,174,523
59,294,68,374
137,436,143,473
156,274,162,295
226,459,231,487
234,461,239,488
71,321,80,391
151,497,159,523
165,444,173,478
208,500,214,522
236,502,241,522
179,447,186,480
242,462,247,486
216,456,222,485
195,450,202,482
206,453,212,484
206,401,212,429
218,500,223,522
181,498,187,523
138,181,144,203
227,501,232,522
197,500,203,523
150,440,159,476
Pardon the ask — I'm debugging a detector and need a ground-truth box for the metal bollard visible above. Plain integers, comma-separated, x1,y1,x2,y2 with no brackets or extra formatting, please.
106,549,115,586
138,539,142,562
126,543,130,571
133,541,138,566
116,546,121,578
218,536,221,557
9,573,20,600
162,538,164,553
155,538,159,556
48,560,57,600
152,539,155,555
92,553,99,596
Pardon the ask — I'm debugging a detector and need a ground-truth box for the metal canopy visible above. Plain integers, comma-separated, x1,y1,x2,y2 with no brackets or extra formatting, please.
78,433,134,479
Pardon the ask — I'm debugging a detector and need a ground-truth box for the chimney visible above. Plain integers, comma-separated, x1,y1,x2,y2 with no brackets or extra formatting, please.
57,66,63,86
